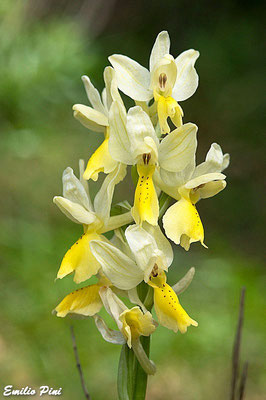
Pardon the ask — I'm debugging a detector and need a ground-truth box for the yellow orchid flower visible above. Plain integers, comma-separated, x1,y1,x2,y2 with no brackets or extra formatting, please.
108,103,197,225
98,287,157,375
73,67,124,181
54,162,132,284
148,270,198,333
109,31,199,134
156,143,229,250
119,306,156,348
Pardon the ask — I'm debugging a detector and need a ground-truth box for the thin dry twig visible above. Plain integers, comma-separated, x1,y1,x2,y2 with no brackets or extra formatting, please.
238,361,249,400
230,287,246,400
70,325,91,400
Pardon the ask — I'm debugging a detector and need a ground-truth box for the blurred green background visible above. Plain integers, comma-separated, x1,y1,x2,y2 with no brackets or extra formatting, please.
0,0,265,399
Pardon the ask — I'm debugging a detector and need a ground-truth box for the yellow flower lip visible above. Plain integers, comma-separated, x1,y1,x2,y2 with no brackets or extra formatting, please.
119,306,156,348
154,90,184,134
131,163,159,226
148,271,198,334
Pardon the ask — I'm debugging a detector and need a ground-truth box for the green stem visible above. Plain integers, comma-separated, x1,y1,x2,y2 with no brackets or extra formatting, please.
117,283,154,400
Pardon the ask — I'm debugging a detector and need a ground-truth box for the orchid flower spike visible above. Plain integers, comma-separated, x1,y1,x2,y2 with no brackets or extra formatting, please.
109,31,199,134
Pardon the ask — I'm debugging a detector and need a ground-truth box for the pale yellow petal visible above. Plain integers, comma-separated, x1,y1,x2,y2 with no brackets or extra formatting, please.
109,54,151,101
149,31,170,72
73,104,108,132
54,284,102,318
172,49,200,102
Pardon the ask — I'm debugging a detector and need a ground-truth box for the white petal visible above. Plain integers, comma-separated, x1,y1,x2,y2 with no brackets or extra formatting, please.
127,288,147,313
193,143,230,177
78,160,92,209
172,49,200,101
159,159,195,190
73,104,108,132
90,240,143,290
109,101,133,164
142,223,173,268
111,228,133,258
62,167,92,211
126,106,159,161
159,123,197,172
153,169,180,200
185,172,226,189
109,54,152,101
94,163,127,221
103,66,124,110
99,287,127,330
149,31,170,72
198,180,226,199
94,315,126,344
53,196,97,225
125,224,168,281
222,153,230,171
125,224,158,270
81,75,107,116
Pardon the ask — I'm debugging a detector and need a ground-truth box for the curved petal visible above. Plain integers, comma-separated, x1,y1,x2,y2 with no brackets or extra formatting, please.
57,232,104,283
83,138,118,181
90,240,144,290
197,180,226,199
149,31,170,72
126,106,159,162
159,123,197,172
172,267,195,295
94,163,127,221
185,172,226,189
94,315,126,344
62,167,92,211
103,66,124,110
109,54,152,101
172,49,200,101
109,101,133,164
73,104,108,132
53,196,97,225
81,75,107,116
143,223,173,268
158,159,195,190
125,224,164,276
193,143,230,177
54,284,102,317
99,287,127,328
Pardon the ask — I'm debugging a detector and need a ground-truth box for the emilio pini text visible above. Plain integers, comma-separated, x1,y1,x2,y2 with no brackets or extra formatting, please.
3,386,62,397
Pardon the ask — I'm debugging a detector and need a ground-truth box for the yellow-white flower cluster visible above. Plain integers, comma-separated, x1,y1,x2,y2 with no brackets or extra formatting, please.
53,31,229,374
